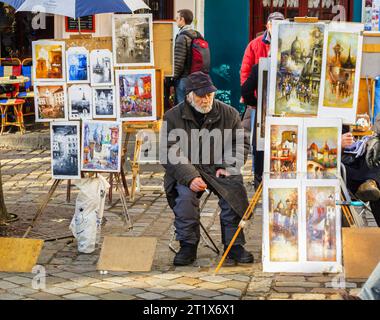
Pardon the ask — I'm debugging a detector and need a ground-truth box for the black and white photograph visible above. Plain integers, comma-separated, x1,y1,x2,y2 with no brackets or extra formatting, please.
50,121,81,180
92,87,116,119
68,85,93,120
90,49,114,86
112,13,154,67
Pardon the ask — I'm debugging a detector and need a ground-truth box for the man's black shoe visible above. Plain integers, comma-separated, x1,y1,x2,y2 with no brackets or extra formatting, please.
173,242,197,266
225,245,254,264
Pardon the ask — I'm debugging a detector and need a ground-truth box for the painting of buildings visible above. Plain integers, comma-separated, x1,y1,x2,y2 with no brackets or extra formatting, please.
82,121,121,172
51,122,80,180
93,87,116,119
35,84,67,122
116,69,156,121
270,22,326,116
269,125,298,179
68,85,92,120
33,41,65,81
90,50,114,86
268,187,299,262
307,127,339,179
306,186,337,262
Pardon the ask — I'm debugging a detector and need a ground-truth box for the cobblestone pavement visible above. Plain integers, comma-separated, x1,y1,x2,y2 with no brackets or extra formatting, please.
0,148,372,300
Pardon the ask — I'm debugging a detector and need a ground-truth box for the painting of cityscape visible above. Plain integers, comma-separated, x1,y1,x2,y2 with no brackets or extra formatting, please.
68,85,92,120
93,87,116,119
116,69,156,121
268,187,299,262
306,186,338,262
82,121,121,172
66,47,90,83
256,58,270,151
50,122,81,180
113,14,154,67
306,127,339,179
270,21,326,116
33,40,66,82
34,83,68,122
90,49,114,86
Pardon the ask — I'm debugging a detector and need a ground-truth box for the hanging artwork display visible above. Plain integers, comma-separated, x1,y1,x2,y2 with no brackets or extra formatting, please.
66,47,90,84
302,118,342,179
116,69,157,122
32,40,66,82
34,83,68,122
362,0,380,31
82,120,122,173
112,14,154,67
319,22,364,124
269,21,326,117
68,85,93,120
256,58,270,151
90,49,114,87
264,117,303,179
50,121,81,180
92,87,116,119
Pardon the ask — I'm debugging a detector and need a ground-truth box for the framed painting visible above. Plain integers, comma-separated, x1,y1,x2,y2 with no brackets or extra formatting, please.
32,40,66,82
34,83,68,122
92,87,117,119
81,120,122,173
256,57,270,151
50,121,81,180
115,69,157,122
66,47,90,84
318,22,364,124
302,118,342,180
68,84,93,120
269,21,327,117
90,49,114,87
112,13,154,67
264,117,303,179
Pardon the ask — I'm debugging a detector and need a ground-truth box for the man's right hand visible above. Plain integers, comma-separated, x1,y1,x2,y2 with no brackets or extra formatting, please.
342,132,355,149
189,177,207,192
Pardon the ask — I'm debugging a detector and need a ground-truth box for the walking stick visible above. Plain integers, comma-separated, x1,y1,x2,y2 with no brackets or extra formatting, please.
214,182,263,274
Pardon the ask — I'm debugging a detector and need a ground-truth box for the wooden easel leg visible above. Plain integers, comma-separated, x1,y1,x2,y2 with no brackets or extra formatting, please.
130,138,142,201
120,166,129,197
114,173,133,230
108,173,113,204
23,179,62,238
66,180,71,203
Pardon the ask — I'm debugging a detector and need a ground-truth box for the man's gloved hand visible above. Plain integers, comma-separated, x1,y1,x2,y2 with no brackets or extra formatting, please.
366,137,380,168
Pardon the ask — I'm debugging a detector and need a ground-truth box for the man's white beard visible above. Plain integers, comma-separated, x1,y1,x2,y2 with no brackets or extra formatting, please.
189,99,213,114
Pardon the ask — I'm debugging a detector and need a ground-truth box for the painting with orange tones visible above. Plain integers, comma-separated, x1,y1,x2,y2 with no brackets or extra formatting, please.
33,41,66,81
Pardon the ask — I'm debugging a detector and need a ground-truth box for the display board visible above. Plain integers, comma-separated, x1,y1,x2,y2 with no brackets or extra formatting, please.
66,16,96,33
153,21,176,77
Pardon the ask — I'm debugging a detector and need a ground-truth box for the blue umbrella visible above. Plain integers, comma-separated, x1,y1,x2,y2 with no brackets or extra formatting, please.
1,0,149,18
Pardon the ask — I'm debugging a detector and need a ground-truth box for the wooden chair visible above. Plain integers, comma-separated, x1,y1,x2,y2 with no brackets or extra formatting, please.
0,98,26,135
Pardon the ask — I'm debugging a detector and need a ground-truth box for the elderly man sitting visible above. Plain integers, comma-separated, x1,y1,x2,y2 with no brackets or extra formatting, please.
160,71,253,266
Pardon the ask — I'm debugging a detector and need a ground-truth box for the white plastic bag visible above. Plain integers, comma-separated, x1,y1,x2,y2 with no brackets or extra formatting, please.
70,175,110,253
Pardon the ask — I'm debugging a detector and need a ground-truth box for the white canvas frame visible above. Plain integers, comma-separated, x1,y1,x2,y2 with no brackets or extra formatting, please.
263,117,304,179
50,121,81,180
81,120,122,173
115,69,157,122
256,57,270,151
32,40,66,82
34,82,68,122
268,20,327,117
92,86,117,119
112,13,155,67
68,84,93,120
318,22,364,124
302,118,342,179
66,47,90,84
90,49,115,87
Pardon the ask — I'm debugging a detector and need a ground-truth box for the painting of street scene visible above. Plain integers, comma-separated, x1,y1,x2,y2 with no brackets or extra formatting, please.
82,121,121,172
307,127,339,179
90,50,114,86
51,122,80,180
68,85,92,120
306,186,337,262
268,187,299,262
35,84,67,121
113,14,153,66
93,87,116,119
323,31,359,109
116,70,156,121
270,125,298,179
33,41,65,81
274,23,325,116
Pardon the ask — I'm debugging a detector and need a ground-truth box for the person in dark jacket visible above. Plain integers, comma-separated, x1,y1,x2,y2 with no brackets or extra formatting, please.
160,72,253,266
173,9,199,104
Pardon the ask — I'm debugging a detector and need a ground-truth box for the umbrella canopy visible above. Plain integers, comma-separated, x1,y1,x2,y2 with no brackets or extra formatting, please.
1,0,150,18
